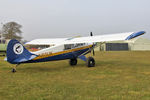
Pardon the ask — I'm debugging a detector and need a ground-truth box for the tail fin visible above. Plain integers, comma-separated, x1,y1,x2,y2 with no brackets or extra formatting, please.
6,39,37,64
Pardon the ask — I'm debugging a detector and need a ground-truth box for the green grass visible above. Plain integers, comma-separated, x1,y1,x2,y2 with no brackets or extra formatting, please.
1,51,150,100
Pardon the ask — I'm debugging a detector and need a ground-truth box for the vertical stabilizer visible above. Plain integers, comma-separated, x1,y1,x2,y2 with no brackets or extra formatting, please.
6,39,37,64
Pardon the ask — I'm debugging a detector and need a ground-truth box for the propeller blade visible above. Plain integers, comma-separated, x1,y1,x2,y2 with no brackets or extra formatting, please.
90,32,95,56
93,49,95,56
90,32,93,36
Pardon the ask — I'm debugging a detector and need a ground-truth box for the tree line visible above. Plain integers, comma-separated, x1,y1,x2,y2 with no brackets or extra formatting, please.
0,22,23,41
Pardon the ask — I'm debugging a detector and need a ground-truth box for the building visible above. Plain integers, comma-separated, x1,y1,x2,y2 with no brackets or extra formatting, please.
128,38,150,51
95,37,150,51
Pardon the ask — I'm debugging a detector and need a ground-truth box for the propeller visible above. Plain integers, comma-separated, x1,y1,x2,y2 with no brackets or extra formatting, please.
90,32,93,36
92,47,95,56
90,32,95,56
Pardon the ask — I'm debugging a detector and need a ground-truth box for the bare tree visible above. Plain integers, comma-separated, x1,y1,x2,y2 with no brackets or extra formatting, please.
2,22,22,41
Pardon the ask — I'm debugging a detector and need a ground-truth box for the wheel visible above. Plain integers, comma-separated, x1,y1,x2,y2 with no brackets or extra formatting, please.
69,58,77,66
86,57,95,67
12,68,16,73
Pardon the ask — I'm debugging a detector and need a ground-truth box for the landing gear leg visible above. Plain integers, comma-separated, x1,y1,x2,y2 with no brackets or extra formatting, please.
86,57,95,67
12,64,19,73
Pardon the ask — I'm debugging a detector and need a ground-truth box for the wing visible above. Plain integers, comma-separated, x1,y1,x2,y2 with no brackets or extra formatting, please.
63,31,145,44
26,38,67,45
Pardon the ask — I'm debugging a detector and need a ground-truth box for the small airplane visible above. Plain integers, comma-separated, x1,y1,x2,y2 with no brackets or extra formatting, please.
5,31,145,72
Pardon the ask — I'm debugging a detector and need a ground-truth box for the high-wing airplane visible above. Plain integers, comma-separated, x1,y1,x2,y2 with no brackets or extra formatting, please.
5,31,145,72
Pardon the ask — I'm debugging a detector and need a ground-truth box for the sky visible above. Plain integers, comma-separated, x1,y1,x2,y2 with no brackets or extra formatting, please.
0,0,150,40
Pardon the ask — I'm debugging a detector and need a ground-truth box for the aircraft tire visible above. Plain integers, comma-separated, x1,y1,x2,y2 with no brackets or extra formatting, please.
86,57,95,67
69,58,77,66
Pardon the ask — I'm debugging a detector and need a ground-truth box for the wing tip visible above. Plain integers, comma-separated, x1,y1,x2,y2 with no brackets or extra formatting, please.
125,31,146,40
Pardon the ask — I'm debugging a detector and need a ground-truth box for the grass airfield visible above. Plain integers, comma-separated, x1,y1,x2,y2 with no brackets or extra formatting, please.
0,51,150,100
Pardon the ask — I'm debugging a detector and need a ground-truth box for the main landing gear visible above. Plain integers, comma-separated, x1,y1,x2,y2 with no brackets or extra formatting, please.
69,56,95,67
69,58,77,66
86,57,95,67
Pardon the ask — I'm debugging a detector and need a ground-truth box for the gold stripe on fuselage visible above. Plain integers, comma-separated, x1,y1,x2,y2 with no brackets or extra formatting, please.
33,45,92,60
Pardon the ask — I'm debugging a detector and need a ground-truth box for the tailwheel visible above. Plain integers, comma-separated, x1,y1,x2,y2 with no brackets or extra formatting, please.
11,64,19,73
69,58,77,66
86,57,95,67
12,68,16,73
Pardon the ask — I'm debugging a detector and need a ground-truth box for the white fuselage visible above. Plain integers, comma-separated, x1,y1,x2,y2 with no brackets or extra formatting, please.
32,43,92,55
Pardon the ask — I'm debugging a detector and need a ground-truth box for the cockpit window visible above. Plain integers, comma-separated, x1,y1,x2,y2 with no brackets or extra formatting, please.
64,43,85,50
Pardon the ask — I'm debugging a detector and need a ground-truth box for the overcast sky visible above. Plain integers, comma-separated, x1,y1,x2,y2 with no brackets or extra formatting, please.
0,0,150,40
